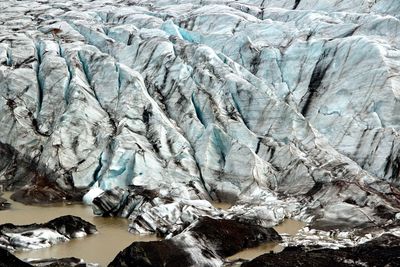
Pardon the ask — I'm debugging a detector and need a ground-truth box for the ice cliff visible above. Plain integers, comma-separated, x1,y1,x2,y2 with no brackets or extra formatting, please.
1,0,400,232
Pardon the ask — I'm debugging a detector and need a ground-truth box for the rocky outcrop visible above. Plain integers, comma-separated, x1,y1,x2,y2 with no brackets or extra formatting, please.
0,247,31,267
0,215,97,251
109,216,281,267
242,234,400,267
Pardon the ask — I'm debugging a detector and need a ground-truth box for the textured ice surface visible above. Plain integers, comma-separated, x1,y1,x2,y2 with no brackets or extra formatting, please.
0,0,400,240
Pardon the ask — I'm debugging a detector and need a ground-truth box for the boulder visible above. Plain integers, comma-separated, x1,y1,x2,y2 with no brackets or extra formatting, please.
109,217,281,267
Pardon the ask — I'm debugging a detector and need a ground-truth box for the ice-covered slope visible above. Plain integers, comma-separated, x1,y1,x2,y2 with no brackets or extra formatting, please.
0,0,400,229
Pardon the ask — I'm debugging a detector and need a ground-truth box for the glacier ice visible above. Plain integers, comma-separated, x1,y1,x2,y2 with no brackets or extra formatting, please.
0,0,399,247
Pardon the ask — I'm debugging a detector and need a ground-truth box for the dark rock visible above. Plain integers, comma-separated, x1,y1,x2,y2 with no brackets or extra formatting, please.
109,217,281,267
108,239,195,267
0,247,97,267
0,247,32,267
44,215,98,237
242,234,400,267
189,216,282,257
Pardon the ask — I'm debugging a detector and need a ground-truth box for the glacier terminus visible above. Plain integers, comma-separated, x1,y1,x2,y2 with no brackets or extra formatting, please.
0,0,400,266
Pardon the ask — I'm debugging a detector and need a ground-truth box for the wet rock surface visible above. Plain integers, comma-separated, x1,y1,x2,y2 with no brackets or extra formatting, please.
187,217,282,257
109,217,281,267
242,234,400,267
0,215,97,251
0,247,32,267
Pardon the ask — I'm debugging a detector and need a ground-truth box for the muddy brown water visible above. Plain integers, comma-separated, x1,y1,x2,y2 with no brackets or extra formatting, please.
1,193,305,266
228,219,305,261
0,192,159,266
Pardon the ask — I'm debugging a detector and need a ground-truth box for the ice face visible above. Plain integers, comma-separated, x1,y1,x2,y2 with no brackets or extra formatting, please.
0,0,399,230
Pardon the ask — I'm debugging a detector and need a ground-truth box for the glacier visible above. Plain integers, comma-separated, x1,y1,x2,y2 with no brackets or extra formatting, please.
0,0,400,261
